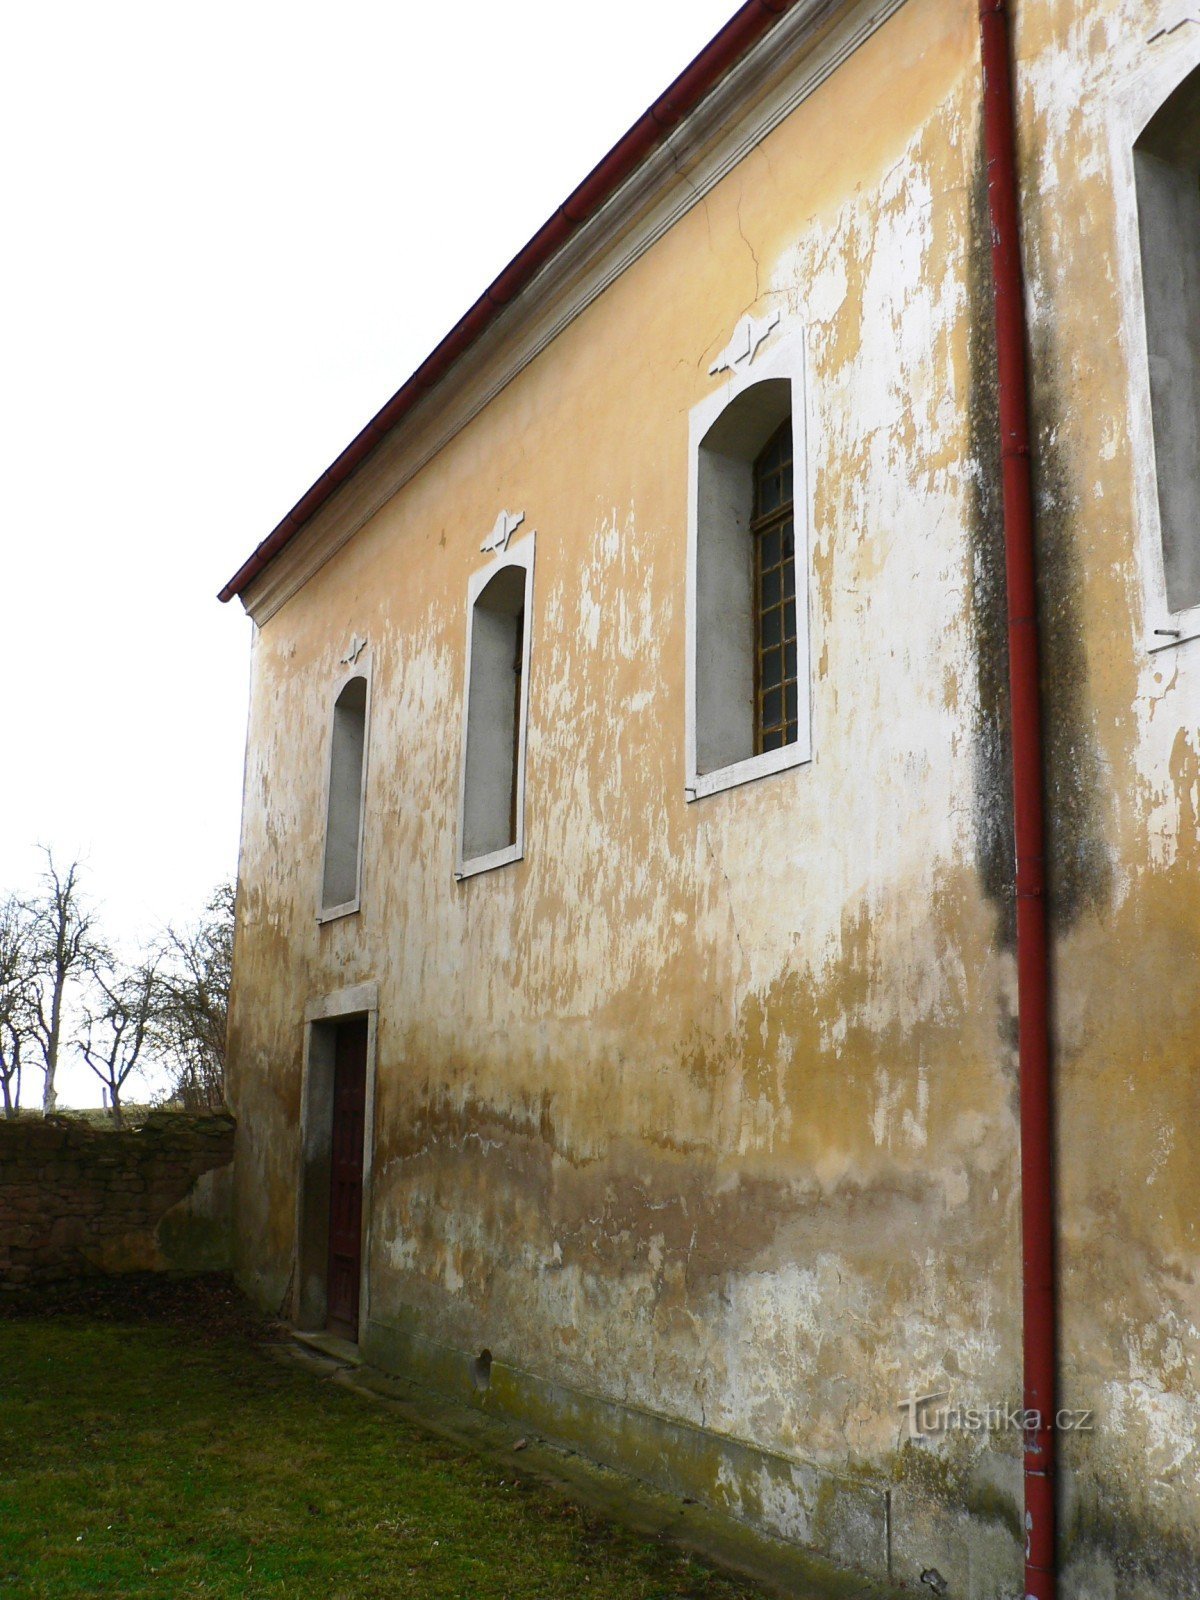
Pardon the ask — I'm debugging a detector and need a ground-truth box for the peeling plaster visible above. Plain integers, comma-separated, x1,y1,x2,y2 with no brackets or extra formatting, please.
226,1,1200,1592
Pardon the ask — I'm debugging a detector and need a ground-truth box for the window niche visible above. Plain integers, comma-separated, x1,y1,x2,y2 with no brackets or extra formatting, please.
686,336,810,800
319,668,370,920
1134,62,1200,619
457,537,534,878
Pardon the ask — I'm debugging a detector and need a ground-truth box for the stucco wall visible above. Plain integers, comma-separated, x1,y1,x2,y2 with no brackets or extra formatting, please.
226,1,1200,1595
1013,7,1200,1596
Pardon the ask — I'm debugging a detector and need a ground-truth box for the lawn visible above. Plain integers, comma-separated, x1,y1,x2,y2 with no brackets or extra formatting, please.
0,1288,770,1599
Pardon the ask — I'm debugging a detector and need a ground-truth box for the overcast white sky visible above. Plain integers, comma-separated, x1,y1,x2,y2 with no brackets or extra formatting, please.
1,1,741,1102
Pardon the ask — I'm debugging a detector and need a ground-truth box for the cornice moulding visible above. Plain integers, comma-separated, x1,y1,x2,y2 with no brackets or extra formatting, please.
243,0,908,626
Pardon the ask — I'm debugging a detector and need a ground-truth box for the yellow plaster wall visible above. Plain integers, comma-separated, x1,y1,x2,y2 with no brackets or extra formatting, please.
1008,2,1200,1588
227,0,1200,1589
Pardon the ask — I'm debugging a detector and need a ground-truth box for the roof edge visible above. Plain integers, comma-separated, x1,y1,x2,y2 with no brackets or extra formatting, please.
218,0,804,605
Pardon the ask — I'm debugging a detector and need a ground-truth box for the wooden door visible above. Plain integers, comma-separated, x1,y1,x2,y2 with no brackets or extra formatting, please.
326,1017,368,1339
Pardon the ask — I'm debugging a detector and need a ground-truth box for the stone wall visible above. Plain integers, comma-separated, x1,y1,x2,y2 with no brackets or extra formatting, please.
0,1112,236,1284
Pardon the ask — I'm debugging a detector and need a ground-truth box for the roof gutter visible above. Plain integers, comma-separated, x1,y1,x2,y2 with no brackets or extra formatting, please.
218,0,802,605
978,3,1058,1596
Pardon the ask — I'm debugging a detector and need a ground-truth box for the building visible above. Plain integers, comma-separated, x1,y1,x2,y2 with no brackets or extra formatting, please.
219,2,1200,1595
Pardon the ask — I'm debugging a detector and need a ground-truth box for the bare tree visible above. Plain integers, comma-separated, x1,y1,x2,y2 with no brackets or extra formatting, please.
0,895,37,1118
76,959,158,1128
28,850,101,1115
151,882,233,1111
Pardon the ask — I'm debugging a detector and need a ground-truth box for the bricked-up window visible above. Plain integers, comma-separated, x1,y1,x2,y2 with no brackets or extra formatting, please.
1135,64,1200,614
457,539,535,879
751,419,797,752
321,673,368,917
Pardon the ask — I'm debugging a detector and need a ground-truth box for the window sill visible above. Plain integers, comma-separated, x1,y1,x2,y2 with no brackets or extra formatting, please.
317,898,361,925
686,740,811,801
455,843,523,881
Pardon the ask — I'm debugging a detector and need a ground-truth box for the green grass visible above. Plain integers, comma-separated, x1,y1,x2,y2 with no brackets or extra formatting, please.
0,1319,768,1599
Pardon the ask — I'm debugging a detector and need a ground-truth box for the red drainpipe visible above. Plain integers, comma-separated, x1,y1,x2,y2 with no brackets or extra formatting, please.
978,3,1057,1597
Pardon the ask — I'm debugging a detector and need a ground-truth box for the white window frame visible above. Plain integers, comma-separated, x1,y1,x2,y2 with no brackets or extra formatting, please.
685,325,812,799
455,533,535,880
317,652,372,924
1106,23,1200,654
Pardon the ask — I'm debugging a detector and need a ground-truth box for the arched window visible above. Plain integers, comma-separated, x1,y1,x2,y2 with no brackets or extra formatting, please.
1134,61,1200,617
320,672,369,918
686,331,810,799
457,538,535,878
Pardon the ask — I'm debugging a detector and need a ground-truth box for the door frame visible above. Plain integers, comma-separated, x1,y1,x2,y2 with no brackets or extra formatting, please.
295,981,378,1336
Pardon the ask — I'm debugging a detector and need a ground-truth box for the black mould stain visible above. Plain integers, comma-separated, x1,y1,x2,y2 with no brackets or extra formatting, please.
1063,1482,1200,1600
966,127,1113,936
966,131,1016,944
1020,164,1115,929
